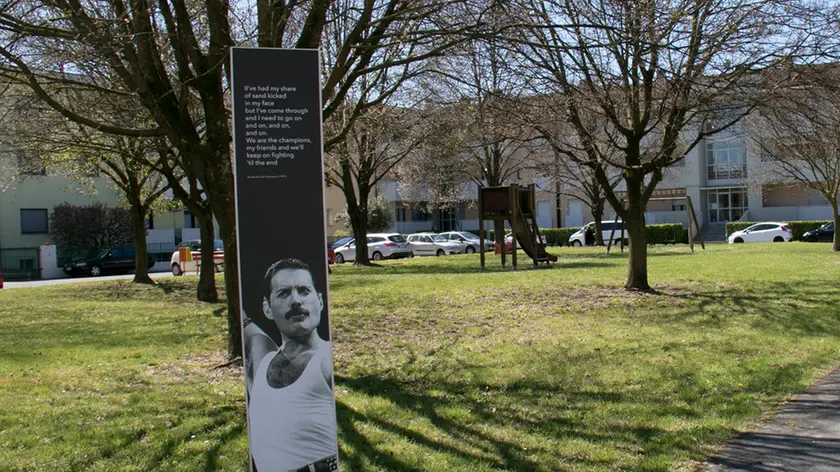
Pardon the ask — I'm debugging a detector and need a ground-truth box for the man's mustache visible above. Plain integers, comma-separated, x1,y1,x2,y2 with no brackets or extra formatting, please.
285,306,310,319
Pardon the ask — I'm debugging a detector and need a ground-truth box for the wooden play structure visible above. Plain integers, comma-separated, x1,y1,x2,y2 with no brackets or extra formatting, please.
478,184,558,269
605,195,705,254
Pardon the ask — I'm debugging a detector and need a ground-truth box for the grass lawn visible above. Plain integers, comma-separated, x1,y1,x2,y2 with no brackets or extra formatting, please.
1,242,839,471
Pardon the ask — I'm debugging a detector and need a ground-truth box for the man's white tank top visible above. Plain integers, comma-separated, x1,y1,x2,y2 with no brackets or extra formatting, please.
249,347,337,472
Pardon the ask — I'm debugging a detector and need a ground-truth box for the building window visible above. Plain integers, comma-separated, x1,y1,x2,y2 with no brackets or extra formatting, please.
706,142,746,180
707,188,748,223
20,209,49,233
326,209,333,226
412,208,430,221
184,211,196,229
672,201,686,212
395,207,407,222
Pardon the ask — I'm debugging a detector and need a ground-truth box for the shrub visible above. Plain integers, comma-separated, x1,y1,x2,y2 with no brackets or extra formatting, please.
726,220,830,241
646,224,688,244
541,227,581,246
463,223,689,246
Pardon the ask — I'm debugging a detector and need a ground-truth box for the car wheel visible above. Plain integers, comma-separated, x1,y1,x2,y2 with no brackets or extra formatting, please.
773,236,784,242
436,249,445,256
336,253,345,264
172,263,182,276
572,240,582,247
734,237,744,243
372,251,383,261
89,265,102,277
465,246,476,254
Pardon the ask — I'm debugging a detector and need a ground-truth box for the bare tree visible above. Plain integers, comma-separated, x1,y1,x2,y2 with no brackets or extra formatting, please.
748,65,840,251
0,88,172,284
325,103,427,265
408,18,536,243
547,147,620,245
513,0,819,290
0,0,480,358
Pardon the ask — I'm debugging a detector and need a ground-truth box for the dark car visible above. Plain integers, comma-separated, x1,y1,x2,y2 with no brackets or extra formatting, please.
0,265,4,288
64,246,155,277
803,222,835,242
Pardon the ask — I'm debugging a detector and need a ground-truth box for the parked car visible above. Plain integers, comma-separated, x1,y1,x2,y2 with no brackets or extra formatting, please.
334,233,413,263
331,236,354,249
438,231,494,253
0,265,4,288
803,222,835,242
170,239,224,276
64,246,154,277
407,233,465,256
569,221,629,247
728,222,792,244
327,246,336,264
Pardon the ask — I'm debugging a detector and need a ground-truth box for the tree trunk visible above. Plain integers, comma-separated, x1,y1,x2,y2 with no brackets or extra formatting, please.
129,203,154,284
493,219,505,261
623,197,649,291
832,203,839,253
218,217,242,359
349,203,371,266
592,204,605,246
197,213,219,302
203,142,242,360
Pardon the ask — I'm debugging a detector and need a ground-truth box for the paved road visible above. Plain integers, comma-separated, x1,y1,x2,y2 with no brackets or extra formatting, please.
701,367,840,472
3,270,174,288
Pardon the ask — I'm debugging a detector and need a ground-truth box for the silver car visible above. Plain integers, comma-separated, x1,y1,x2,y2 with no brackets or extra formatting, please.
406,233,465,256
438,231,495,254
334,233,413,263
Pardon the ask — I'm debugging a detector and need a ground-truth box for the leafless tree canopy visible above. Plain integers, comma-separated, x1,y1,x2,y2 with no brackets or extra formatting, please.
507,0,822,289
0,0,484,357
749,64,840,251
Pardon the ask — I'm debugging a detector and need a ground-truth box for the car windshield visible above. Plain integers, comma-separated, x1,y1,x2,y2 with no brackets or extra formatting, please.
388,235,406,243
824,223,834,230
460,232,480,240
332,237,353,248
432,235,448,242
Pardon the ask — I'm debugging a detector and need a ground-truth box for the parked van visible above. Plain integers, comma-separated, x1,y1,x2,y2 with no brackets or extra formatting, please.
568,221,629,247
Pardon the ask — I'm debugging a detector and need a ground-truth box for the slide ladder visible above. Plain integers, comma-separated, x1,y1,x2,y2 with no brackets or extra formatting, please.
511,206,557,264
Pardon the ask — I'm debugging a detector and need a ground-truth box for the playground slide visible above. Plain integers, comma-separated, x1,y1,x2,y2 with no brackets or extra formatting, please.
509,214,558,263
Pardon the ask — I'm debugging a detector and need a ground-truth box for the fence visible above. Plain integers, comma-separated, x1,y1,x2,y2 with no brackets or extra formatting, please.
0,247,41,280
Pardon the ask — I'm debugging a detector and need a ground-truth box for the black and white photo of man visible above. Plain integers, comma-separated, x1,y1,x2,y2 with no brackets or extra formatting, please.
246,258,338,472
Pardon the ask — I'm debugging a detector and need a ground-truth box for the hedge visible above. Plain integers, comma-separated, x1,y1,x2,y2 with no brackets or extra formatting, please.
464,224,687,246
726,220,830,241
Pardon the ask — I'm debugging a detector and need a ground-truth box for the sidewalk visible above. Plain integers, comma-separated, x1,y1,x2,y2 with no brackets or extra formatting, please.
701,366,840,472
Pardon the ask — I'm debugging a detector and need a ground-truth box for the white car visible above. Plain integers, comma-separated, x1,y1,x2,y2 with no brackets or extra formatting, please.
170,239,225,275
569,221,629,246
728,222,793,244
438,231,495,253
334,233,413,263
406,233,465,256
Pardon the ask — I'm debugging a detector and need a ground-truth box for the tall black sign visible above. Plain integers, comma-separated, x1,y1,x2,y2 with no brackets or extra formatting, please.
231,47,339,472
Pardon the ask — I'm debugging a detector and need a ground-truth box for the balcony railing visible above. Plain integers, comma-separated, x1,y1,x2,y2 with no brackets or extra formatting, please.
708,164,747,180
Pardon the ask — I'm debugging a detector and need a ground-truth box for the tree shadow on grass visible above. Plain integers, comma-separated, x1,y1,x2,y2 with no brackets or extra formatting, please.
660,280,840,337
333,371,732,471
348,259,615,276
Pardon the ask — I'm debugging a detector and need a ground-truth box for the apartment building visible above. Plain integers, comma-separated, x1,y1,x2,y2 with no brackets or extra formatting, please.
559,124,836,237
0,157,208,279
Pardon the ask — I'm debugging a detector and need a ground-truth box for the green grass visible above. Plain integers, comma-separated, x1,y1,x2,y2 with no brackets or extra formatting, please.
1,243,839,471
